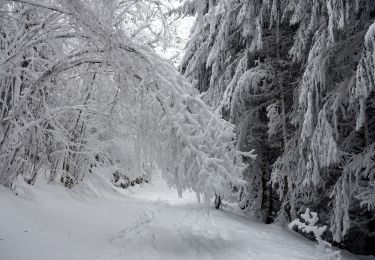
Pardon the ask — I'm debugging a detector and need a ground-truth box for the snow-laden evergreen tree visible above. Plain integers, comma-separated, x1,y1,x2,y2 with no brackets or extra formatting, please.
180,0,375,254
180,0,297,222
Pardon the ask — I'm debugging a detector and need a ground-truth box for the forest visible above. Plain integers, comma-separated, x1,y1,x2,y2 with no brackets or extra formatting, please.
1,0,375,259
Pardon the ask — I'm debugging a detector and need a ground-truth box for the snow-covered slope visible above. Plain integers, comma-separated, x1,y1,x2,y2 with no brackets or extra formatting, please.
0,175,371,260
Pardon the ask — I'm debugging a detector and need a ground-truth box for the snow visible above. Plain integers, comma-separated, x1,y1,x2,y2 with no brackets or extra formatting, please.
0,174,371,260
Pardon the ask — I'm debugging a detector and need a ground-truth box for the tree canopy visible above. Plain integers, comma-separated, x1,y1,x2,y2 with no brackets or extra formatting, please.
0,0,254,203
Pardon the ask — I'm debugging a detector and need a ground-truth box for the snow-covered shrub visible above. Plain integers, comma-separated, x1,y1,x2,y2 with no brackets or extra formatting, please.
111,171,130,189
289,209,341,260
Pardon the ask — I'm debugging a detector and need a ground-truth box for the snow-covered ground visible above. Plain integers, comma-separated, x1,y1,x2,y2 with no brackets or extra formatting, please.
0,173,372,260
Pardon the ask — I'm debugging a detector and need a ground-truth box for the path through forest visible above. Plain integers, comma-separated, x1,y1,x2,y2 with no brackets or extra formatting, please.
0,175,368,260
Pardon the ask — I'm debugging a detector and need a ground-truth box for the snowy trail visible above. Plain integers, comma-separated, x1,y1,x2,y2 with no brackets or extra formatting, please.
0,176,371,260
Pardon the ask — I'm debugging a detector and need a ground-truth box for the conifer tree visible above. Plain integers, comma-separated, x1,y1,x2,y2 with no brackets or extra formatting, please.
180,0,375,253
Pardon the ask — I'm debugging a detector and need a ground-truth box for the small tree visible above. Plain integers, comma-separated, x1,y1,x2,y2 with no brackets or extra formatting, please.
289,208,341,260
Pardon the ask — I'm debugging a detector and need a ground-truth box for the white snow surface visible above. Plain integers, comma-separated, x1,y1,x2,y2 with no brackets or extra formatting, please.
0,173,372,260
